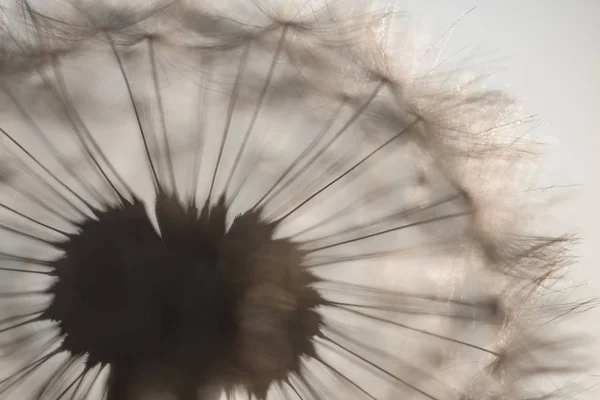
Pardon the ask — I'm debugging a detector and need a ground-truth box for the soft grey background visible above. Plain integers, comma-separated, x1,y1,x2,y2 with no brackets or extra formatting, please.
400,0,600,396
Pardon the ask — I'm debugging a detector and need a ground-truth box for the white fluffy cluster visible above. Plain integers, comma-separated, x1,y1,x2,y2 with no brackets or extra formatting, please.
0,1,590,399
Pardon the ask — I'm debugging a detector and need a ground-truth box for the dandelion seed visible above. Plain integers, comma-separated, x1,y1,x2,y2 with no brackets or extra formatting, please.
0,0,591,399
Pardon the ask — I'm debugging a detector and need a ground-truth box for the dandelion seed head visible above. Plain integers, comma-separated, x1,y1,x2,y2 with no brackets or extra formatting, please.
0,0,591,399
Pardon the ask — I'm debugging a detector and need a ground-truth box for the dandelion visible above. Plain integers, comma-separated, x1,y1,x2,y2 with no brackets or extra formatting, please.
0,0,591,399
